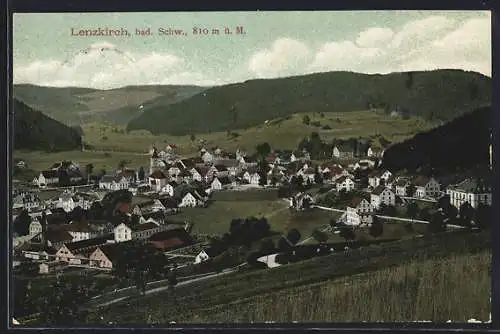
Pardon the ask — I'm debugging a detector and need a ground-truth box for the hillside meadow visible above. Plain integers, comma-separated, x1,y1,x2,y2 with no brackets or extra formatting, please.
13,110,433,176
83,230,490,324
83,110,434,154
180,251,491,323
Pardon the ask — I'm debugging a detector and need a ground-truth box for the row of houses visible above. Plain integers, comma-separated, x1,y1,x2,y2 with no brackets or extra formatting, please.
32,227,193,274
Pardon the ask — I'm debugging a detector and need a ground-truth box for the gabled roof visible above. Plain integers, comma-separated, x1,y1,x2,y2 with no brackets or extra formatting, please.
119,169,137,179
130,222,159,232
142,211,166,221
41,170,58,178
180,158,196,169
158,197,179,208
350,197,366,208
368,170,384,178
395,178,410,187
45,227,73,243
149,238,186,251
149,170,167,179
412,175,431,187
64,235,113,252
149,228,192,242
66,221,98,233
336,176,352,184
165,180,178,188
214,164,228,172
136,199,163,209
335,142,356,153
100,174,127,183
173,161,185,170
94,243,123,262
372,185,391,196
18,242,57,254
179,169,191,177
448,178,491,193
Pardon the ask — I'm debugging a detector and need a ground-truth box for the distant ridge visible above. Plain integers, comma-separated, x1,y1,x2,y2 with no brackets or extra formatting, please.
126,69,491,135
13,84,207,126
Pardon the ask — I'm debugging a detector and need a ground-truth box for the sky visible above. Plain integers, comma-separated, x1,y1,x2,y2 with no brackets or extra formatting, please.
13,11,491,89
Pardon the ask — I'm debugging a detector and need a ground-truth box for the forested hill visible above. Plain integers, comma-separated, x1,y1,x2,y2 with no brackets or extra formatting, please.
13,99,82,151
127,69,491,135
381,105,491,175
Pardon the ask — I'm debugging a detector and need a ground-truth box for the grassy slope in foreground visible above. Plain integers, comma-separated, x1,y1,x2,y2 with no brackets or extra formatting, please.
87,229,490,324
183,251,491,323
127,69,491,135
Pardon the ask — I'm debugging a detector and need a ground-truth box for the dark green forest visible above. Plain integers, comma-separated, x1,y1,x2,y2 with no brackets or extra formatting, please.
127,69,491,135
13,99,82,151
381,105,491,176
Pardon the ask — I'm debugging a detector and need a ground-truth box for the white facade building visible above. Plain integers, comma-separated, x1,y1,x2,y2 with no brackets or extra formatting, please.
446,178,492,209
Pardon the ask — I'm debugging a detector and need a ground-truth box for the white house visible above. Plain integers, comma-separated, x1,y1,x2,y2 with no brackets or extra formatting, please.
55,191,76,213
297,167,316,184
336,176,355,192
446,178,492,209
99,175,129,191
179,192,200,208
194,249,210,264
211,178,223,191
213,165,229,178
29,219,42,235
344,198,373,226
412,176,441,198
167,163,184,178
13,192,41,212
367,147,384,158
368,170,392,189
33,170,59,188
190,168,203,182
370,186,396,210
243,171,261,185
66,222,100,242
202,151,214,164
160,181,177,197
395,178,410,196
148,170,168,192
332,143,355,159
113,223,132,243
290,192,314,210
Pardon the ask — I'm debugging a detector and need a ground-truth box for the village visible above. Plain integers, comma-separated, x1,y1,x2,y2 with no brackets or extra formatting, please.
12,136,492,282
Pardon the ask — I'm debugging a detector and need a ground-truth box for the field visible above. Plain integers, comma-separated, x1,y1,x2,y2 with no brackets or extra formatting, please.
168,189,341,236
12,110,433,177
179,251,491,323
84,230,491,324
13,149,149,175
12,110,433,179
81,110,434,155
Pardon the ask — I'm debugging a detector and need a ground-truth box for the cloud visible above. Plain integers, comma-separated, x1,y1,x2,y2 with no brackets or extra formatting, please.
248,38,311,78
247,15,491,79
309,41,386,73
356,27,394,48
397,17,491,76
389,16,457,50
13,41,217,89
14,14,491,89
